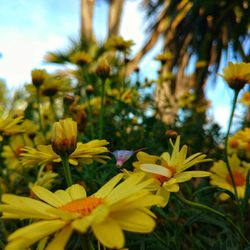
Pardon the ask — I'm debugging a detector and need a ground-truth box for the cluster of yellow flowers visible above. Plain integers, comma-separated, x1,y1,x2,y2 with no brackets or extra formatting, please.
1,55,250,250
228,128,250,160
0,118,213,249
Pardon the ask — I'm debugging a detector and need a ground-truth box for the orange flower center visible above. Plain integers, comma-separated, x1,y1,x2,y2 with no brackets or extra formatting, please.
227,171,245,186
60,196,103,215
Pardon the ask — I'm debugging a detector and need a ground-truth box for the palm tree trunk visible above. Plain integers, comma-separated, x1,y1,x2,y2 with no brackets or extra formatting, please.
80,0,95,41
108,0,125,37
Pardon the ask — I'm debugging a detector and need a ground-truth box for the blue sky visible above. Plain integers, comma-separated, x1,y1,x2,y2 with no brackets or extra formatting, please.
0,0,245,130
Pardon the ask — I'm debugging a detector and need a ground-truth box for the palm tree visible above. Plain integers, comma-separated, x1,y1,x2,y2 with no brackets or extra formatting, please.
127,0,250,123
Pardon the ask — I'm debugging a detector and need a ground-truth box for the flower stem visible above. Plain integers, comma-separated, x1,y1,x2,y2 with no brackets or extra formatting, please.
98,78,105,139
175,194,249,245
36,87,43,133
81,234,95,250
61,155,73,187
224,89,240,201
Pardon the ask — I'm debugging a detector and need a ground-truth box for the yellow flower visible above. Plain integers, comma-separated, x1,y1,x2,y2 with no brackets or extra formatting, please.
155,51,173,64
133,136,211,205
96,58,111,79
2,135,34,171
31,69,48,88
105,36,134,55
51,118,77,156
228,128,250,160
210,154,250,200
29,169,58,190
0,115,24,141
20,140,110,167
26,76,71,99
177,91,195,109
219,61,250,90
0,173,163,249
240,91,250,106
70,51,92,66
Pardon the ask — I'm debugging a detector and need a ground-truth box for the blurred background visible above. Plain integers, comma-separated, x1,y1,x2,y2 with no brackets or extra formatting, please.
0,0,249,129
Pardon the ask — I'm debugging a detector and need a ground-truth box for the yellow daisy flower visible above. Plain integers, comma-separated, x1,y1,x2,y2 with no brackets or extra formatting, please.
29,169,58,190
105,36,134,55
133,136,211,205
228,128,250,160
20,140,110,167
2,135,34,171
0,173,163,249
219,61,250,90
0,115,24,141
70,51,92,66
240,91,250,106
210,154,250,200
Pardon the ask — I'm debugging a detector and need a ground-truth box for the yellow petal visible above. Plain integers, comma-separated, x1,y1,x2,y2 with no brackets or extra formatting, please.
156,187,170,207
140,164,171,178
66,184,86,200
110,209,156,233
54,190,72,204
5,238,27,250
183,171,211,178
8,220,66,247
95,173,124,198
32,186,64,207
72,216,93,233
46,225,73,250
92,219,124,249
163,182,179,192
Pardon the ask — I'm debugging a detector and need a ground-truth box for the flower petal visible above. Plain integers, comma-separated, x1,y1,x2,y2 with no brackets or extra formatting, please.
32,186,64,207
92,219,124,249
110,209,156,233
66,184,86,200
140,164,171,177
8,220,66,248
46,225,73,250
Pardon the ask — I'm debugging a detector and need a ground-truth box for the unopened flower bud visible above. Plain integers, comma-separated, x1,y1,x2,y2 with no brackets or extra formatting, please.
64,95,75,106
31,69,47,88
86,85,94,95
51,118,77,156
96,58,111,79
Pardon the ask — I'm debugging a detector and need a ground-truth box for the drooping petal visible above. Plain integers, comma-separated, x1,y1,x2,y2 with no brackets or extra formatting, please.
92,219,124,249
156,187,170,207
46,225,73,250
7,220,67,248
110,209,156,233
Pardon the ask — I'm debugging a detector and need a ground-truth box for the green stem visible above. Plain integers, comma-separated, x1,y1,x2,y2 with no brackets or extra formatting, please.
81,234,95,250
224,89,240,201
61,155,73,187
84,89,95,139
98,78,106,139
175,194,249,245
49,96,58,120
36,87,43,133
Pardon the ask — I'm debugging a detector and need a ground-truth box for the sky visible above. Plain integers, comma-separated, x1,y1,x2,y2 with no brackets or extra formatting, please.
0,0,244,130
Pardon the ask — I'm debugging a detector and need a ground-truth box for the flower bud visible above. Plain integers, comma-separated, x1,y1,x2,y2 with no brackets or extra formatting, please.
96,58,111,79
51,118,77,156
31,69,47,88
